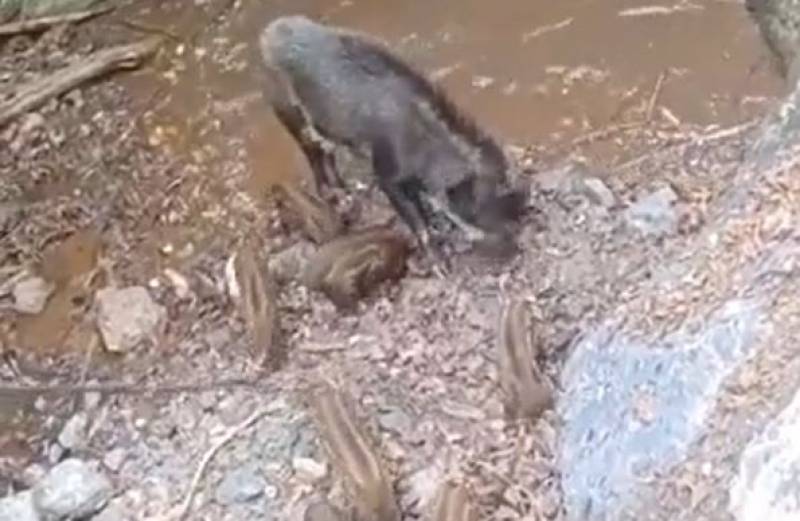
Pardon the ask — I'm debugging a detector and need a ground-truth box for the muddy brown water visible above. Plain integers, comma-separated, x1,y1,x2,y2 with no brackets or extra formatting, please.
10,0,787,355
128,0,784,152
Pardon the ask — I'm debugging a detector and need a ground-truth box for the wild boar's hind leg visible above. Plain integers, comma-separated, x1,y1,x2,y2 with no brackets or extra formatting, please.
271,98,340,195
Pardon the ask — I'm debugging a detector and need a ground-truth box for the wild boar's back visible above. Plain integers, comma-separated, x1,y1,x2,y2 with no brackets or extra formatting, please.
259,16,414,146
258,15,510,189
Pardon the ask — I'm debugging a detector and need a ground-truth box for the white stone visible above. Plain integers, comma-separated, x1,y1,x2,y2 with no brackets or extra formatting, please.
730,388,800,521
33,458,112,520
96,286,165,353
13,276,54,314
292,457,328,483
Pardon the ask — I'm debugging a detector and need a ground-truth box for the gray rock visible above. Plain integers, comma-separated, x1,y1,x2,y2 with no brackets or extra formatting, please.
215,464,266,505
32,458,112,520
535,163,578,194
578,177,617,209
730,386,800,521
96,286,165,353
558,299,761,520
13,276,54,314
292,457,327,483
377,407,414,436
406,462,445,512
624,186,679,238
47,443,63,465
0,491,40,521
102,448,127,472
57,413,88,451
83,392,102,411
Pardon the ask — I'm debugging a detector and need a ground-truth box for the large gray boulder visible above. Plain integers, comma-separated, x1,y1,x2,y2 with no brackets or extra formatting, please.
556,54,800,521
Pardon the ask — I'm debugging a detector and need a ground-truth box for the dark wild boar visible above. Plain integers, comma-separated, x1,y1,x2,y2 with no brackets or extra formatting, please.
258,15,527,263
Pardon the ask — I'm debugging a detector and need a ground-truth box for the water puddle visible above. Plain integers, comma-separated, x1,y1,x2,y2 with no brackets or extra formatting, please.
121,0,783,183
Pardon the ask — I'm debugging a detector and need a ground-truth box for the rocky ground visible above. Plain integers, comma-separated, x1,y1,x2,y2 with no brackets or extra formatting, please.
2,2,800,521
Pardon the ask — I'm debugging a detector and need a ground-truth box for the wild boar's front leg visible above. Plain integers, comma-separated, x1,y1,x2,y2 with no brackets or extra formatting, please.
371,136,450,276
271,99,339,194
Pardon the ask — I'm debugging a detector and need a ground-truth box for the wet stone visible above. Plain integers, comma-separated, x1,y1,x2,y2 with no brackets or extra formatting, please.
558,298,761,520
103,448,127,472
32,458,113,520
215,463,267,505
578,177,616,209
57,412,88,451
624,186,679,238
730,385,800,521
292,457,327,483
377,407,414,436
13,276,54,315
0,490,40,521
96,286,165,353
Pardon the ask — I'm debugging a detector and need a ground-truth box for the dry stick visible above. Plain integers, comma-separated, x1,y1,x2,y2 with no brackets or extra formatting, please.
646,71,666,122
115,18,181,42
0,4,114,36
175,407,271,521
0,36,162,127
616,120,759,171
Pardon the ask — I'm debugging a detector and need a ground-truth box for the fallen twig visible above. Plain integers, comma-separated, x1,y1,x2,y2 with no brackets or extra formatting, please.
175,407,271,520
0,5,114,36
522,17,573,43
618,3,703,17
0,36,162,127
646,71,667,122
114,19,181,42
616,120,758,171
571,121,643,146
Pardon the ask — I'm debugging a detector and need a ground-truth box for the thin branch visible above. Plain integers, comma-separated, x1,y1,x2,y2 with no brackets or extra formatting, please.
646,71,667,122
0,36,162,127
175,408,271,520
0,5,114,36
